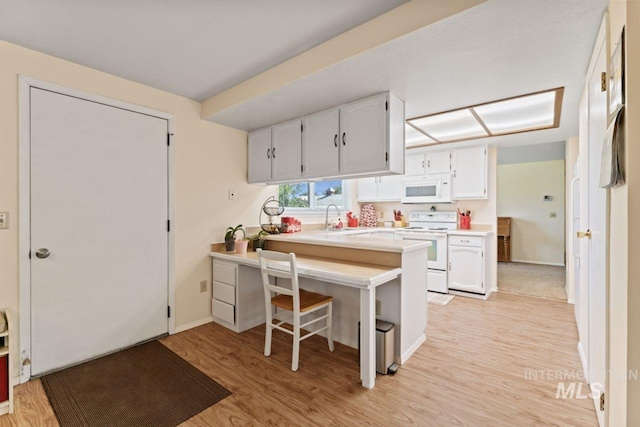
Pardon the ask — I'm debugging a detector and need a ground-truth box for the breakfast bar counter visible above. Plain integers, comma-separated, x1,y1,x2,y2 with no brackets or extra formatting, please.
209,233,430,389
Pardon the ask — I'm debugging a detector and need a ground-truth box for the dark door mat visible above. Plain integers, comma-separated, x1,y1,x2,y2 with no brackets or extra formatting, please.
40,340,231,427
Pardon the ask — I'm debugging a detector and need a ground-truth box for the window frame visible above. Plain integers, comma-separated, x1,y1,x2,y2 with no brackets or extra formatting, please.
278,179,351,215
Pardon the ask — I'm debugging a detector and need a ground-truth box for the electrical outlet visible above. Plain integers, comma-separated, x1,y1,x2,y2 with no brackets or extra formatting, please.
376,299,381,316
228,189,236,200
0,212,8,229
550,212,557,218
200,280,208,293
379,211,384,219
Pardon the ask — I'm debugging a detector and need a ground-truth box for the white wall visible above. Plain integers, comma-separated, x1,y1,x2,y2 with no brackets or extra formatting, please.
0,40,277,378
497,159,565,266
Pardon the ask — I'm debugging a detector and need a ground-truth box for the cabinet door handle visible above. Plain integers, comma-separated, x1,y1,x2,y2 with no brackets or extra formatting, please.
422,160,425,168
448,262,452,271
272,147,276,158
334,134,338,148
453,170,457,178
267,148,271,159
342,132,346,146
428,160,431,168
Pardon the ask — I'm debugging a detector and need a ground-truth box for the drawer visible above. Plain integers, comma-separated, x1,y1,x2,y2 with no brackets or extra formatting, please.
213,261,237,286
212,299,235,325
213,281,236,305
449,235,483,247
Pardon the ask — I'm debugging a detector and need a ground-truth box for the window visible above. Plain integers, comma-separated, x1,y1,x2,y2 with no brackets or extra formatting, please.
278,179,349,210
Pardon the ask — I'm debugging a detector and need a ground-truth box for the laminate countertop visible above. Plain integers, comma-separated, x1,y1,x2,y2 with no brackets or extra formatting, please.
264,230,431,253
210,251,402,289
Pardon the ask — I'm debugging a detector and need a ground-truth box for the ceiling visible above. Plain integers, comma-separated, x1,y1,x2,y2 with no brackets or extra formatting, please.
0,0,609,149
206,0,608,148
0,0,407,101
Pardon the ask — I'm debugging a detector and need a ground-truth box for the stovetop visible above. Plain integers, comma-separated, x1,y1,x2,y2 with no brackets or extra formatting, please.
407,211,458,231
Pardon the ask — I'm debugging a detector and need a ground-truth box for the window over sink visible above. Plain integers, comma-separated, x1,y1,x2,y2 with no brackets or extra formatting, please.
278,179,350,211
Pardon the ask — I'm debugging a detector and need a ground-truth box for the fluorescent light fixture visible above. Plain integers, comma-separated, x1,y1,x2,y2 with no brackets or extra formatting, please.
405,124,437,146
473,91,556,134
409,109,488,142
406,87,563,147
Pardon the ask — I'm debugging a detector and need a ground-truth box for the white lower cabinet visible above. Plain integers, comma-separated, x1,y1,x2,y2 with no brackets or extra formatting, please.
212,260,265,333
448,235,486,294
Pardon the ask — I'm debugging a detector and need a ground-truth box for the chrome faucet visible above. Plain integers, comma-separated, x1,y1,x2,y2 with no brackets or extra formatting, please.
324,204,341,230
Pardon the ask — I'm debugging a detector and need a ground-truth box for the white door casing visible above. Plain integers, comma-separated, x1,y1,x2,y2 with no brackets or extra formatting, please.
579,16,608,426
19,77,175,381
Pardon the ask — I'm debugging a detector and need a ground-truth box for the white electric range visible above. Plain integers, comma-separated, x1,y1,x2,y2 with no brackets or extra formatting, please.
395,211,457,294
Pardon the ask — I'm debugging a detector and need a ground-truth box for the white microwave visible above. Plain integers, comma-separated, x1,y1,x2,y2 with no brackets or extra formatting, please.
401,176,452,204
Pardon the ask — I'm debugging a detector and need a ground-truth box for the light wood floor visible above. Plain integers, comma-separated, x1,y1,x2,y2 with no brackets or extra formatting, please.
1,292,596,426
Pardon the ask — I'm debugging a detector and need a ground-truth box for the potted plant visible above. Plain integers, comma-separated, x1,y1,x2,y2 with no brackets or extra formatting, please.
224,224,245,252
250,230,269,251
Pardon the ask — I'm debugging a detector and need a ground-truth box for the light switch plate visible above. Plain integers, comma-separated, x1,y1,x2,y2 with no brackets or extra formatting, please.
0,212,8,229
200,280,208,293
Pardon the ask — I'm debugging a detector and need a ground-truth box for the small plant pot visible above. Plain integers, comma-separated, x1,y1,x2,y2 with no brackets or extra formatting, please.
252,238,266,251
235,240,249,254
224,238,235,252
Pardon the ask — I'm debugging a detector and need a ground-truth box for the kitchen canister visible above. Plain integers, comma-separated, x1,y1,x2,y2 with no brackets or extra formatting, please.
460,215,471,230
360,203,377,227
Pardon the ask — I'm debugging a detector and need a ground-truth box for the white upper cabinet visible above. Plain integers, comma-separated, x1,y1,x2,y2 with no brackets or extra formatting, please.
452,146,488,199
247,127,272,184
404,149,451,178
302,108,340,179
339,94,388,175
427,150,451,175
356,177,378,202
271,119,303,181
247,92,405,184
405,151,426,177
357,175,402,202
378,175,403,201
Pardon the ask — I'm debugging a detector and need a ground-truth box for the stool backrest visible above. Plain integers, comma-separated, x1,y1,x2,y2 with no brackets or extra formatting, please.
256,249,300,312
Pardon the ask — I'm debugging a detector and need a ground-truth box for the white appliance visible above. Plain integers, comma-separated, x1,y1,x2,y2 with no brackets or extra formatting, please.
396,211,457,293
401,175,452,204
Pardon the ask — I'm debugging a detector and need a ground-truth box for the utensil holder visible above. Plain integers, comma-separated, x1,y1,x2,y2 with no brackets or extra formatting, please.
460,216,471,230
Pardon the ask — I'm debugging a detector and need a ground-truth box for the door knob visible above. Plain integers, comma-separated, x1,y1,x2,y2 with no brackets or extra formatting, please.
577,230,592,239
35,248,50,259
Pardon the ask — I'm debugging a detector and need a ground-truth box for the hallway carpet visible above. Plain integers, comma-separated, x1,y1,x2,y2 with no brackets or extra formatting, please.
498,262,567,300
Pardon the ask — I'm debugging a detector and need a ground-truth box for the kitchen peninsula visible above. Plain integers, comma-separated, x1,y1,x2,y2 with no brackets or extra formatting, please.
210,231,430,389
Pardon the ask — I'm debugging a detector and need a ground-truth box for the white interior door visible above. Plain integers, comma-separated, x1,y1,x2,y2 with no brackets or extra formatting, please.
30,88,169,376
581,28,608,425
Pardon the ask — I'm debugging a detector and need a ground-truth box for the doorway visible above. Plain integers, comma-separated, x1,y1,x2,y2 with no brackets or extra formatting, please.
19,78,175,382
496,142,567,300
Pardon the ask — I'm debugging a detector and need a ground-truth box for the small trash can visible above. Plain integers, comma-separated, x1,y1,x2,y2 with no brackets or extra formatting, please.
358,319,397,375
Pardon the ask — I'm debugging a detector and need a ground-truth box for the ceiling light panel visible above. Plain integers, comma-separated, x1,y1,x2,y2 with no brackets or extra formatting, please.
408,109,488,142
473,91,556,134
405,124,437,146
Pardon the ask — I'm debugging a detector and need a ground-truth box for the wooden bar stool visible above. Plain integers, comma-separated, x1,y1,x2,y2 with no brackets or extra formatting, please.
256,249,334,371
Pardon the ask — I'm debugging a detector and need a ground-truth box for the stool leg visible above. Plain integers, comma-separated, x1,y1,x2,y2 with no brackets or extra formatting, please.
327,303,335,352
264,304,273,357
292,312,300,371
264,322,272,357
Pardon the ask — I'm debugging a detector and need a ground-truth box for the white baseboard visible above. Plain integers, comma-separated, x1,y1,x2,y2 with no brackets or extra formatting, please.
174,316,214,334
510,259,565,267
398,334,426,365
